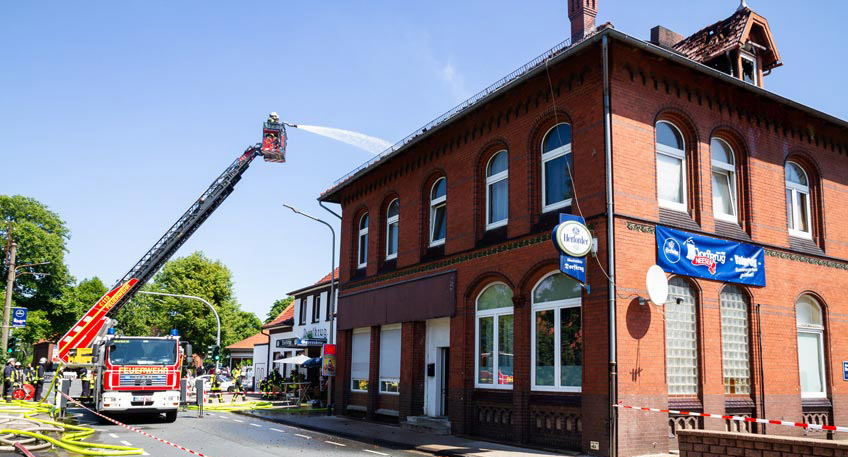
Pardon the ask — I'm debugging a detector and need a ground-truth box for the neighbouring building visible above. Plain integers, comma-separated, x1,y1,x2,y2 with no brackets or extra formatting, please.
319,1,848,456
286,269,339,364
225,332,268,369
262,302,295,378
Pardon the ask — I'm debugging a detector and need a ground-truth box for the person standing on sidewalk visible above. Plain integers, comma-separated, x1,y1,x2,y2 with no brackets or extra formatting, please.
230,366,246,403
2,360,13,402
209,372,223,403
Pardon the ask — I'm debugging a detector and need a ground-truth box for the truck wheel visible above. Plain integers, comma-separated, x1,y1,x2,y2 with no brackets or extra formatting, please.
164,411,177,423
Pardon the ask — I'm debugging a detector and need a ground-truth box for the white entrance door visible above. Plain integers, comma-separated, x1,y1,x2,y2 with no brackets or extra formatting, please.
424,318,450,417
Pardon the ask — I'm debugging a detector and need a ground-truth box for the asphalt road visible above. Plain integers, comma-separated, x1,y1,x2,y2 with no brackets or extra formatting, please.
57,408,425,457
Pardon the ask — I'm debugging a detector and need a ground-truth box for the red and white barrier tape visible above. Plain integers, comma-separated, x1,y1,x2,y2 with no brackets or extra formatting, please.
60,392,213,457
614,402,848,433
14,442,37,457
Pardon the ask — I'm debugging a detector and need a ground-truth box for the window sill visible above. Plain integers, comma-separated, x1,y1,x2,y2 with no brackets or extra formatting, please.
543,199,571,214
429,239,445,248
474,384,513,390
659,201,688,213
531,386,582,393
486,219,508,231
789,230,813,240
714,213,739,224
378,391,400,396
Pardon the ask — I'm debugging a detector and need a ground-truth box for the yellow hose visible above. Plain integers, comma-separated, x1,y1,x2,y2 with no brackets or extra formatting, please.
0,400,144,455
187,400,275,412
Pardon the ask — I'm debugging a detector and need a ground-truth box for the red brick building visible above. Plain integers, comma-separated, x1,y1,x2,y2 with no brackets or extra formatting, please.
319,2,848,456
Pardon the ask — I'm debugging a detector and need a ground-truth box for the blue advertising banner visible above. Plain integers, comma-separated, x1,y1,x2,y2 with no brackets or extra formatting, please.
11,307,27,328
552,214,590,285
656,226,765,286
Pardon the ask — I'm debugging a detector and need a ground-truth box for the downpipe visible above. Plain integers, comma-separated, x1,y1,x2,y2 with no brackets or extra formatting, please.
602,34,618,457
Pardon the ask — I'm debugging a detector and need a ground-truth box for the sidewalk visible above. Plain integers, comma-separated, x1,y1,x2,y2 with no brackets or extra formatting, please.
237,409,574,457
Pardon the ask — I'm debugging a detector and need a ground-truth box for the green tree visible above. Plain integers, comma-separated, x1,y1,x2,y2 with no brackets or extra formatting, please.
0,195,71,310
265,296,293,323
49,277,108,338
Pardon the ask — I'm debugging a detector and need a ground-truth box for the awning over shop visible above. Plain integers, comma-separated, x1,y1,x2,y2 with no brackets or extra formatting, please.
273,354,311,366
338,270,456,330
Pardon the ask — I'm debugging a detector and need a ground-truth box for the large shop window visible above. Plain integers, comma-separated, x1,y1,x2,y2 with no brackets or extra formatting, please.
486,151,509,230
785,162,812,239
358,213,369,269
720,286,750,394
531,272,582,391
665,277,699,395
351,328,371,392
385,199,399,260
476,283,514,388
796,295,826,398
711,138,738,223
379,324,401,394
430,178,447,246
541,123,574,213
656,121,687,212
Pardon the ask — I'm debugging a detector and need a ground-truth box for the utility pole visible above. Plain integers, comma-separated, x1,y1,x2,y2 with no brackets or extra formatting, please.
2,242,17,354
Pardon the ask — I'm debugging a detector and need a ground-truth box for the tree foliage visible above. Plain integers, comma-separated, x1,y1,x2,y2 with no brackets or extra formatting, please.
0,195,71,310
114,252,261,355
265,296,293,323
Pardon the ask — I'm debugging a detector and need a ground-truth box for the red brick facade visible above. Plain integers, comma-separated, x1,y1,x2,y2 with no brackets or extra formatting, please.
321,24,848,457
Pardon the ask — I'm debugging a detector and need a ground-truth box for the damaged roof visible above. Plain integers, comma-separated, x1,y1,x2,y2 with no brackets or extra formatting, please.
673,7,781,70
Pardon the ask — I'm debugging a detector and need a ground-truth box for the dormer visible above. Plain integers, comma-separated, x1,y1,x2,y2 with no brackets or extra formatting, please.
669,3,781,88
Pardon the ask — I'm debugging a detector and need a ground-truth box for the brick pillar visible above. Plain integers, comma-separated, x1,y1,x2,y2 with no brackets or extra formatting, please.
334,328,352,416
399,321,426,421
512,293,531,443
367,326,381,420
567,0,597,43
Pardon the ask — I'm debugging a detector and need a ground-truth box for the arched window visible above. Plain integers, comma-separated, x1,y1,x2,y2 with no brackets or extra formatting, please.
785,161,812,239
541,123,573,212
357,213,369,269
430,178,447,246
656,121,687,212
531,272,582,391
720,285,750,394
385,199,399,260
665,277,698,395
486,151,509,229
475,283,513,388
711,138,737,222
796,295,826,398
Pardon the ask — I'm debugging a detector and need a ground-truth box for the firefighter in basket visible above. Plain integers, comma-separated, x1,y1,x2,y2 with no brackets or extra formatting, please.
230,366,246,403
209,371,224,403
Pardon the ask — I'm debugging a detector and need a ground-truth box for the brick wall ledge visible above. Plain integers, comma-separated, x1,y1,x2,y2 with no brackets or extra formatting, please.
678,429,848,456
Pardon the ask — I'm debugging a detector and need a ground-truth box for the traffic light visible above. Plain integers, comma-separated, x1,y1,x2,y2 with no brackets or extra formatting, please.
6,337,15,354
212,345,220,361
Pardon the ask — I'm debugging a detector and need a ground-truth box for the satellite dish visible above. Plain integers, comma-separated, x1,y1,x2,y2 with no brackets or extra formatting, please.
646,265,669,306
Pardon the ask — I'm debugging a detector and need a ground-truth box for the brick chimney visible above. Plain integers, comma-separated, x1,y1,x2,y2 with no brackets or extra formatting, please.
568,0,597,43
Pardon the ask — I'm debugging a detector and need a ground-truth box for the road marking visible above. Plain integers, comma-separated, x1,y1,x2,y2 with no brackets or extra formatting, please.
142,453,150,456
250,423,261,427
120,440,132,446
207,413,216,416
294,433,311,439
270,428,285,433
325,441,346,447
109,433,119,438
363,450,389,456
233,419,244,423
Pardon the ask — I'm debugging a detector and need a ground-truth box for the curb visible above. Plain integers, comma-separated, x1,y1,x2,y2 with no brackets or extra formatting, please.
233,410,472,457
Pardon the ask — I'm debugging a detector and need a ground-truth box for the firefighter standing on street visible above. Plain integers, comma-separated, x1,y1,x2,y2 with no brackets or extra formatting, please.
3,359,14,402
80,367,93,403
32,358,46,402
231,366,246,403
209,371,223,403
11,362,23,399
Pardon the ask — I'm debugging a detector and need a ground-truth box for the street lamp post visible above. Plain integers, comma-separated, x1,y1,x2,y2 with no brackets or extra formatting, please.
282,203,336,415
138,291,222,374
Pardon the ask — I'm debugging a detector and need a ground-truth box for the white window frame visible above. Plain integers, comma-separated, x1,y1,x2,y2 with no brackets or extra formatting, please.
785,162,813,240
530,272,582,392
485,151,509,230
656,121,688,213
796,297,827,399
474,283,513,390
350,328,370,392
740,51,758,86
711,138,738,223
541,123,573,213
378,323,401,395
429,178,447,247
357,213,369,269
385,199,399,261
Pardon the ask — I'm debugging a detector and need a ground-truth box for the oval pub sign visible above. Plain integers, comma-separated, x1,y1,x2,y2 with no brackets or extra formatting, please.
554,219,592,257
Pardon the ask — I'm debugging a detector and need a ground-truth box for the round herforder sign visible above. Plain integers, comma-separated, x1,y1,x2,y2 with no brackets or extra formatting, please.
554,220,592,257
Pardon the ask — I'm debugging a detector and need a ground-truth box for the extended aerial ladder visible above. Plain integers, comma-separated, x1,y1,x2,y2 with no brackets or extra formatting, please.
57,115,289,364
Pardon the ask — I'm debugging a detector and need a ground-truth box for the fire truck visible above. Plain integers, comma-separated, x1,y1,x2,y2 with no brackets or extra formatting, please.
56,115,288,421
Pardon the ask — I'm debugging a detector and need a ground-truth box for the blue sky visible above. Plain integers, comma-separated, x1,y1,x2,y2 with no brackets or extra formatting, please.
1,1,844,319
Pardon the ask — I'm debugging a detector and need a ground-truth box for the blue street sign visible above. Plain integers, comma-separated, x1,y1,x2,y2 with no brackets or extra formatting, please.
11,307,27,328
656,226,765,286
